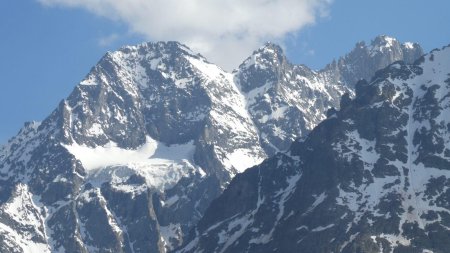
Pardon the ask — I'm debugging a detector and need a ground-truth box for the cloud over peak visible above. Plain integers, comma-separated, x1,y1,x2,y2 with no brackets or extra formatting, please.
38,0,332,70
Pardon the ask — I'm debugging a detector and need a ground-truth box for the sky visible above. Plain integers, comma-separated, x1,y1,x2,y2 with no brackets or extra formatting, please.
1,0,450,144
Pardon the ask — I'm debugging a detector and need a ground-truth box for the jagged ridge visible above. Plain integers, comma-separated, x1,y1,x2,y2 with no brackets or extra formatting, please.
0,36,423,253
179,44,450,253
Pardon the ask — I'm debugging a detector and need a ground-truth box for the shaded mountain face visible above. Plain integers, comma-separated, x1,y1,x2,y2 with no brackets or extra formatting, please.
0,36,422,253
178,45,450,253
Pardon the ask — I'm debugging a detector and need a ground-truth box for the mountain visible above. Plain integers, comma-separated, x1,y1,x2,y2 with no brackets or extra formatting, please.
237,36,422,155
321,35,423,89
0,36,422,253
178,45,450,253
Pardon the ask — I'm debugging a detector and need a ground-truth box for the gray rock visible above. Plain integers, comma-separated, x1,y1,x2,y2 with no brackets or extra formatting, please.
178,44,450,253
0,37,424,252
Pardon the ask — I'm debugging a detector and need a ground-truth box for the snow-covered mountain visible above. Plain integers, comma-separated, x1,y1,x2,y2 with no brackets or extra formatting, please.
236,36,422,154
178,44,450,253
0,36,422,253
321,35,423,89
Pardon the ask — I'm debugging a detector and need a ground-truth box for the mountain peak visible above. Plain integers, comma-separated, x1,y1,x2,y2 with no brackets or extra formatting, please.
259,42,284,54
0,37,430,253
106,41,206,69
367,35,423,59
237,42,287,71
179,41,450,253
402,41,419,50
255,42,285,62
370,34,398,47
321,35,424,88
119,41,193,54
368,35,401,56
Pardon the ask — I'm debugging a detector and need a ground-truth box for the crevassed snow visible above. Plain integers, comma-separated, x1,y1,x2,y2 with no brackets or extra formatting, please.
64,136,158,170
63,136,200,190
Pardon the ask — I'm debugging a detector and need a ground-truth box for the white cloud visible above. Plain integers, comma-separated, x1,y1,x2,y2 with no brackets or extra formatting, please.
38,0,333,70
98,33,119,47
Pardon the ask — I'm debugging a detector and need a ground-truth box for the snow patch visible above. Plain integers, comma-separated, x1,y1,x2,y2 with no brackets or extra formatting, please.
403,42,415,50
187,56,224,81
224,148,264,173
63,136,158,170
160,223,181,251
64,136,201,190
311,224,335,232
0,184,50,253
304,192,327,214
80,74,97,86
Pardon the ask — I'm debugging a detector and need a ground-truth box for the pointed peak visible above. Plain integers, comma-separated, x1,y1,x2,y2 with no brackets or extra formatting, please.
402,41,419,50
370,35,398,47
350,35,399,52
260,42,284,52
237,42,287,71
120,41,192,53
253,42,285,59
401,41,423,54
106,41,205,63
93,40,209,77
365,35,403,57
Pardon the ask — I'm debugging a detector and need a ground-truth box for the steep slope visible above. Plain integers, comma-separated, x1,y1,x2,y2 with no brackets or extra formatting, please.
236,35,423,155
321,35,423,89
235,43,350,155
178,45,450,253
0,42,266,253
0,36,423,253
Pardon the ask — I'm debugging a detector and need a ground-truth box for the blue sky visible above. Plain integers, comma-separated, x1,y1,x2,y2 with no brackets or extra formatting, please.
1,0,449,144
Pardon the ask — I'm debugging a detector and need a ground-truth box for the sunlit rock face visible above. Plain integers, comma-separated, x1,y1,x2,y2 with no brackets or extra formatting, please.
179,45,450,253
0,36,423,253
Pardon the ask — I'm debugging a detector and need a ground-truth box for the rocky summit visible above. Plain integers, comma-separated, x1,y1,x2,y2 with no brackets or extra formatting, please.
178,45,450,253
0,36,423,253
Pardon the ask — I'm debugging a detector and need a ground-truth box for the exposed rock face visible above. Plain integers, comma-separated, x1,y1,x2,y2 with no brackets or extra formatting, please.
237,36,423,155
322,35,424,89
178,45,450,253
235,43,349,155
0,36,423,252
